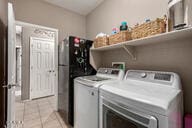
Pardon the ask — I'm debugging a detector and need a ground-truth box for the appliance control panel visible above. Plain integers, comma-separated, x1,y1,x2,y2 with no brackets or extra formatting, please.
125,70,182,89
154,73,171,81
126,70,173,82
97,68,120,75
97,68,124,80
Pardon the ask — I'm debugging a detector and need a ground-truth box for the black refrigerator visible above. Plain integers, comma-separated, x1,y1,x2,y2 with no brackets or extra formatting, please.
58,36,96,126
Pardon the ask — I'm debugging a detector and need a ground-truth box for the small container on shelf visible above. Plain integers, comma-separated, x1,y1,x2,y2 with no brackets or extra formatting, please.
112,27,120,34
120,21,128,31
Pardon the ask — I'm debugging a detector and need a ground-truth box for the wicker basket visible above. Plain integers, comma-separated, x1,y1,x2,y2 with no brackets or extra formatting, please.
109,31,132,45
94,36,109,48
131,18,166,39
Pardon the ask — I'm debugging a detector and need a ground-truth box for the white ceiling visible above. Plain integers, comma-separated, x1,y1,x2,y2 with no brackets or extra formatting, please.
43,0,104,15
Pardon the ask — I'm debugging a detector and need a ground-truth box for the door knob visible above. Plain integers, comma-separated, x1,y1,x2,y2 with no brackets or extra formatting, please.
2,84,20,89
48,70,55,73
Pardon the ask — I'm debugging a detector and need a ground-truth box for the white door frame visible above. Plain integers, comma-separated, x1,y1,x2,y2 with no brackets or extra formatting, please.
30,37,55,99
16,21,59,111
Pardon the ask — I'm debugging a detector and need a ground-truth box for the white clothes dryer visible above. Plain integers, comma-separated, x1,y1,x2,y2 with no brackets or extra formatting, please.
99,70,183,128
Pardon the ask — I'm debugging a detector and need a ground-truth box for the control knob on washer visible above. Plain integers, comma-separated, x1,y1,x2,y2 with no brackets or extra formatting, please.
141,73,147,78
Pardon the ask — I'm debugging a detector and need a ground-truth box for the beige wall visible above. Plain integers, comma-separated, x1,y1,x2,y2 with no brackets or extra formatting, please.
87,0,192,114
86,0,167,39
0,0,7,25
12,0,86,42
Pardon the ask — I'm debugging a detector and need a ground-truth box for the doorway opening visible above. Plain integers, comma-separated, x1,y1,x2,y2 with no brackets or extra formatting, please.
13,22,67,128
15,25,22,102
15,46,22,100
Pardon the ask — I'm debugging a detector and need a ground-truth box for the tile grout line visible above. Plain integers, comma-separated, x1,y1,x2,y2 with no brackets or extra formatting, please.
37,100,44,128
22,101,26,128
47,97,54,110
47,97,64,128
54,112,65,128
15,97,23,128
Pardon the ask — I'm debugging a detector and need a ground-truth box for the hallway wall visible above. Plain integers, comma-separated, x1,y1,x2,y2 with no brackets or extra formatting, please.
11,0,86,100
21,25,56,100
12,0,86,42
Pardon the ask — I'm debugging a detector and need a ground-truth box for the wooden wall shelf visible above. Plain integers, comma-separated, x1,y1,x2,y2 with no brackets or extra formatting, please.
91,27,192,60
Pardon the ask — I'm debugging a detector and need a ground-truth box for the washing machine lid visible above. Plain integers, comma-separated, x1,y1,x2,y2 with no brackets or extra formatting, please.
75,68,125,87
100,80,182,116
81,75,111,82
75,75,112,88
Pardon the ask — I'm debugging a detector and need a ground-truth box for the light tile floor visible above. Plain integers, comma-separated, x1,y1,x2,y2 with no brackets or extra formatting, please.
15,96,69,128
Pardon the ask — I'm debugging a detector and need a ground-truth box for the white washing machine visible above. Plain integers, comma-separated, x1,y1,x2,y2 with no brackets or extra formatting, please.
99,70,183,128
74,68,124,128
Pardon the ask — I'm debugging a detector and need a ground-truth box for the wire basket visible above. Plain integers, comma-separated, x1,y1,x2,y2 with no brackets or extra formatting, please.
109,31,132,45
94,36,109,48
131,18,166,39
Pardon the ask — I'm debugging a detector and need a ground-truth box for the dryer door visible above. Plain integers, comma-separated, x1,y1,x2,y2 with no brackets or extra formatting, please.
101,98,157,128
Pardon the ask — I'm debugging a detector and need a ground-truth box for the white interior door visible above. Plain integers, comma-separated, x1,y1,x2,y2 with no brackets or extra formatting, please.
30,37,55,99
7,3,16,128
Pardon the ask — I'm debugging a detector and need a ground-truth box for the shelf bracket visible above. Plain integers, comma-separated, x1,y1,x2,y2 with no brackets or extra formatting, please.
122,45,136,60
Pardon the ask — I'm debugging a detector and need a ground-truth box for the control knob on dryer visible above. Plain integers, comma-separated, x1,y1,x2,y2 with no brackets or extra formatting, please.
141,73,147,78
